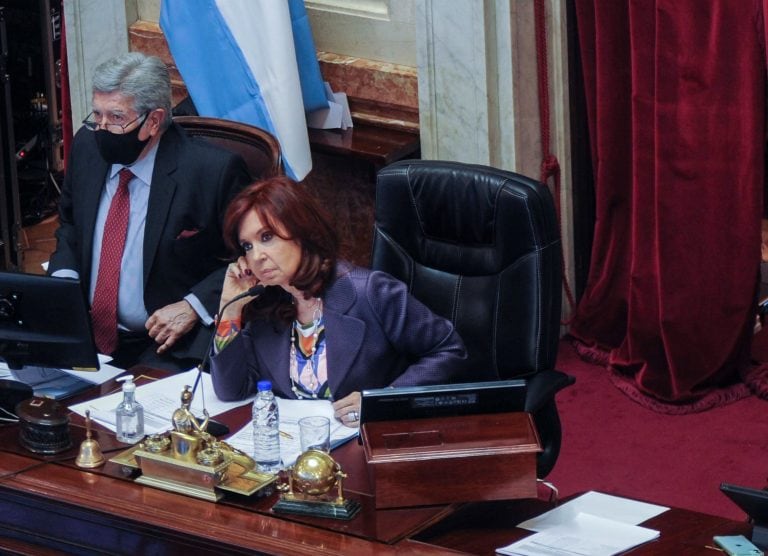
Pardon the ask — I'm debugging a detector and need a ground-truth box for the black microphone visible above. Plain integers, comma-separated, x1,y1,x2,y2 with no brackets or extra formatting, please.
226,284,266,306
190,284,265,437
197,283,265,376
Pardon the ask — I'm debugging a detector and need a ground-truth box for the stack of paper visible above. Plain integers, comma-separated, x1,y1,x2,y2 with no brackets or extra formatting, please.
226,398,358,468
497,491,668,556
69,369,256,434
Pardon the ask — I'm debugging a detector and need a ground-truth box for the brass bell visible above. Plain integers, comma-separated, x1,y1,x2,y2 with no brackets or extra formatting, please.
76,409,105,469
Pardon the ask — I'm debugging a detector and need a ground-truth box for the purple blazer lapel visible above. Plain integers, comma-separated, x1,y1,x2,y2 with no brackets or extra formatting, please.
322,268,366,399
324,309,365,398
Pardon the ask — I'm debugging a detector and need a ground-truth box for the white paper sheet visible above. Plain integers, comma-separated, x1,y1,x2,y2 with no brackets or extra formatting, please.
498,512,660,556
517,490,668,531
225,398,358,467
69,368,257,434
60,354,125,384
0,355,124,399
307,82,353,130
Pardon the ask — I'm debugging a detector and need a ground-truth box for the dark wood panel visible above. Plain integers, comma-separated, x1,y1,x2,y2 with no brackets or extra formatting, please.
308,124,419,169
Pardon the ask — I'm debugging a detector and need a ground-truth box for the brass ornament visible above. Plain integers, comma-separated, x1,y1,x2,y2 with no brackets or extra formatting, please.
143,433,171,453
110,384,276,501
76,409,106,468
273,449,360,520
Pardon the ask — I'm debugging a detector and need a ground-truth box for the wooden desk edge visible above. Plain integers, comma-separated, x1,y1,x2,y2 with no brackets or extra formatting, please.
0,451,432,555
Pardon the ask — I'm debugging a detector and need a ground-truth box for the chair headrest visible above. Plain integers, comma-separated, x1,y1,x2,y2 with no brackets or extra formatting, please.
375,160,559,276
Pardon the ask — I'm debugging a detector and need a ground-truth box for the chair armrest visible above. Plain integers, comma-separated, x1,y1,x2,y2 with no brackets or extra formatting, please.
523,369,575,478
524,369,575,414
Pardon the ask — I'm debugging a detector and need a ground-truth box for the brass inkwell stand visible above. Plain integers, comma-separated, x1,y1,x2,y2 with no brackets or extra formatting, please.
111,385,276,501
273,449,360,520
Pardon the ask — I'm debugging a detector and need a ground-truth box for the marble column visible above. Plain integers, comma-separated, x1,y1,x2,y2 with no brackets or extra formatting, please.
63,0,135,125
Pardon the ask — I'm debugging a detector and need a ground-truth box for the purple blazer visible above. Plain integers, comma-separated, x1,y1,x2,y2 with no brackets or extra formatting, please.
210,264,467,401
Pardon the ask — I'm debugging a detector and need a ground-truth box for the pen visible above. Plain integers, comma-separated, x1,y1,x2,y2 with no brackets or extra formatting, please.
191,368,203,397
279,430,293,439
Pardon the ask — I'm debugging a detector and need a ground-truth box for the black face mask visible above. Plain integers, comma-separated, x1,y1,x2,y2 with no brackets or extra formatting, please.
94,113,151,165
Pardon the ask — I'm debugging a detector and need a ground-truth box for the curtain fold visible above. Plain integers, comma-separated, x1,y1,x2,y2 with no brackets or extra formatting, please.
571,0,768,412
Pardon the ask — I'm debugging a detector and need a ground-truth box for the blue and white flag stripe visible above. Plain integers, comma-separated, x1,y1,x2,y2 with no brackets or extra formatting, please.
160,0,324,180
289,0,329,113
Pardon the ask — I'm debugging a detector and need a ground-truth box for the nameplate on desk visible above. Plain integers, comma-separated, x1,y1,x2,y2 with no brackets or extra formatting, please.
360,379,526,424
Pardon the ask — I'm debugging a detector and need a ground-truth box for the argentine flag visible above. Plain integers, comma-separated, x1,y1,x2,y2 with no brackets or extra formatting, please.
160,0,328,181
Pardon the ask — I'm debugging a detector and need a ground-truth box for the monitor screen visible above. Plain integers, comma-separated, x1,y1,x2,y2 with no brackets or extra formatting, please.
0,271,99,371
360,379,527,424
720,483,768,525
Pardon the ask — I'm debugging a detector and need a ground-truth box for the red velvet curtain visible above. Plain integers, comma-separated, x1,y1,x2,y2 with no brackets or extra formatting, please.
570,0,768,412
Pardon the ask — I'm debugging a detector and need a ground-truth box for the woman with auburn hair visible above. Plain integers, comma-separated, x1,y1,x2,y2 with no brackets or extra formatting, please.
210,176,466,427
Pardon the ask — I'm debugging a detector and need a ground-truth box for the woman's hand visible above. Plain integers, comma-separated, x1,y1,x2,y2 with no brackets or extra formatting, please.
220,257,260,320
332,391,362,428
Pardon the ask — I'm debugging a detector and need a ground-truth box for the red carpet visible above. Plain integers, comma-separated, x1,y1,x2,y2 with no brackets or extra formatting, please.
547,339,768,521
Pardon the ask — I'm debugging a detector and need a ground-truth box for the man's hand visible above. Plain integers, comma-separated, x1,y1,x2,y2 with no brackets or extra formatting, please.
146,299,199,354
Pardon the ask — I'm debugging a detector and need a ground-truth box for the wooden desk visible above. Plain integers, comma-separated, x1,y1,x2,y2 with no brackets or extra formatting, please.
0,372,754,555
414,498,753,555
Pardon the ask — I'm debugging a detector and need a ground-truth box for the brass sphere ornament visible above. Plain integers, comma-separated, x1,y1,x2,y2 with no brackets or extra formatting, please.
273,449,360,520
292,449,340,495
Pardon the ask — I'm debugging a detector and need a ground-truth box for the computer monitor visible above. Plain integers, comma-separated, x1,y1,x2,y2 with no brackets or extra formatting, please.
720,483,768,549
0,271,99,370
359,379,527,424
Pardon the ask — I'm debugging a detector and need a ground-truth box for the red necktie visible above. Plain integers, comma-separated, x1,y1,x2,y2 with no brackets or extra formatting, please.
91,168,133,354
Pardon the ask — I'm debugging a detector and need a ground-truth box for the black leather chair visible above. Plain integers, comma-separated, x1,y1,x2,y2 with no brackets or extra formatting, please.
372,159,575,478
173,115,283,180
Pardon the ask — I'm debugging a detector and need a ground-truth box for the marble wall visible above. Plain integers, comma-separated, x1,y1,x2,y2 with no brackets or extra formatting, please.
136,0,417,65
307,0,417,66
318,52,418,132
63,0,134,125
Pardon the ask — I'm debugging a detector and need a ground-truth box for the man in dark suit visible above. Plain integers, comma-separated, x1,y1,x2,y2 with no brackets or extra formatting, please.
48,52,250,371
